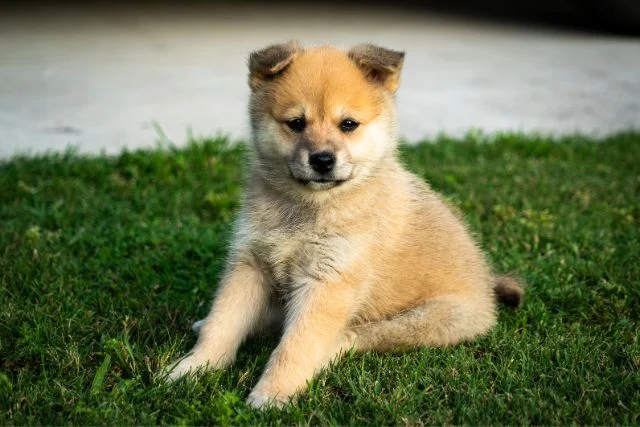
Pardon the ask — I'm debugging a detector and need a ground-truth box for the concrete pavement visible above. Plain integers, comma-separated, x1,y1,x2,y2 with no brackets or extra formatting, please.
1,4,639,158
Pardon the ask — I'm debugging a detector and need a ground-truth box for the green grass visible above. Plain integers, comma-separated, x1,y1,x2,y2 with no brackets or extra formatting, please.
1,132,639,425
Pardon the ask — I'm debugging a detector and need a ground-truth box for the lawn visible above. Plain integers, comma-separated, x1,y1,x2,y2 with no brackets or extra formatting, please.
1,132,638,425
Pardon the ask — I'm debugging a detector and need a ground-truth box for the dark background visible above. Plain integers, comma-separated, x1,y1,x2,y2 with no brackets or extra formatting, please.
3,0,640,36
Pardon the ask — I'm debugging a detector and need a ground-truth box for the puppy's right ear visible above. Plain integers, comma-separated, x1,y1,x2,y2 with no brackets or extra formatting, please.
248,41,302,91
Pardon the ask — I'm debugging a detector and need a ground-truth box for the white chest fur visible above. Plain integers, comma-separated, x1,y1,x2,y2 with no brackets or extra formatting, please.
234,206,359,293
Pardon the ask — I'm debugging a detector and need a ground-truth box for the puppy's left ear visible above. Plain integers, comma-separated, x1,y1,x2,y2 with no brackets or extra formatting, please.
348,44,405,94
248,40,303,91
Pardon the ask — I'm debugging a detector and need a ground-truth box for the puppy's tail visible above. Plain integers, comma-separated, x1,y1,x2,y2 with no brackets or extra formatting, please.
493,275,526,308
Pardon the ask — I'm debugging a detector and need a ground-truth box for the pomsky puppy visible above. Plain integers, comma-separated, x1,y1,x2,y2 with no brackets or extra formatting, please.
164,41,525,408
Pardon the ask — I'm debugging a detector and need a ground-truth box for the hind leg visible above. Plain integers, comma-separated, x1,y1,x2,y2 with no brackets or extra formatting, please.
352,295,497,352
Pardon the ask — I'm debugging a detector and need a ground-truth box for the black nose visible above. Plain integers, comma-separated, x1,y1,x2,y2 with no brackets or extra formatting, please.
308,151,336,173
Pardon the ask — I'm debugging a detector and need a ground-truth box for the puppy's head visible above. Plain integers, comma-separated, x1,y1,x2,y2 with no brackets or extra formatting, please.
248,41,404,196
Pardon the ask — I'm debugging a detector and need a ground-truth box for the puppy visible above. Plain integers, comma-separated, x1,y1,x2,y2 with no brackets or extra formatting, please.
165,41,524,409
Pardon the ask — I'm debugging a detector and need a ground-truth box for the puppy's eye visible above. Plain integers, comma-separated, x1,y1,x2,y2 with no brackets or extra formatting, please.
286,118,306,133
339,119,359,132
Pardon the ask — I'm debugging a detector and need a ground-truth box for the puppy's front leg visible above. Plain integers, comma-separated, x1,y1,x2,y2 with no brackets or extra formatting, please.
246,274,359,408
165,256,268,380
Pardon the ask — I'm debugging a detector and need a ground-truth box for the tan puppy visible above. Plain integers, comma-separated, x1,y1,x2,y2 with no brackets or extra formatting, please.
165,41,524,408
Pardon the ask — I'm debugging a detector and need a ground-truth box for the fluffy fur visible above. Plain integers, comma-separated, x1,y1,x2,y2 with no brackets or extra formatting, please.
164,41,525,409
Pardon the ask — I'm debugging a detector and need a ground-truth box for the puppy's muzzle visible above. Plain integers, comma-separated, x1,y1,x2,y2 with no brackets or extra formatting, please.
288,149,352,190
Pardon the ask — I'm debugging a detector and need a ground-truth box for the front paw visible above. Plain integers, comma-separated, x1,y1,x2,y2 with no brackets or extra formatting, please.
246,388,290,409
162,353,209,382
163,350,234,382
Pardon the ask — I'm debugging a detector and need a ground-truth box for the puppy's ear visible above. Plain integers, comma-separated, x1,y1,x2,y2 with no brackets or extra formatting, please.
248,41,302,90
348,44,405,93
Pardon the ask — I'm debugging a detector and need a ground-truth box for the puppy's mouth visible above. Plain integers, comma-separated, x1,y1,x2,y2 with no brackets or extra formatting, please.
287,163,354,191
294,177,347,189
